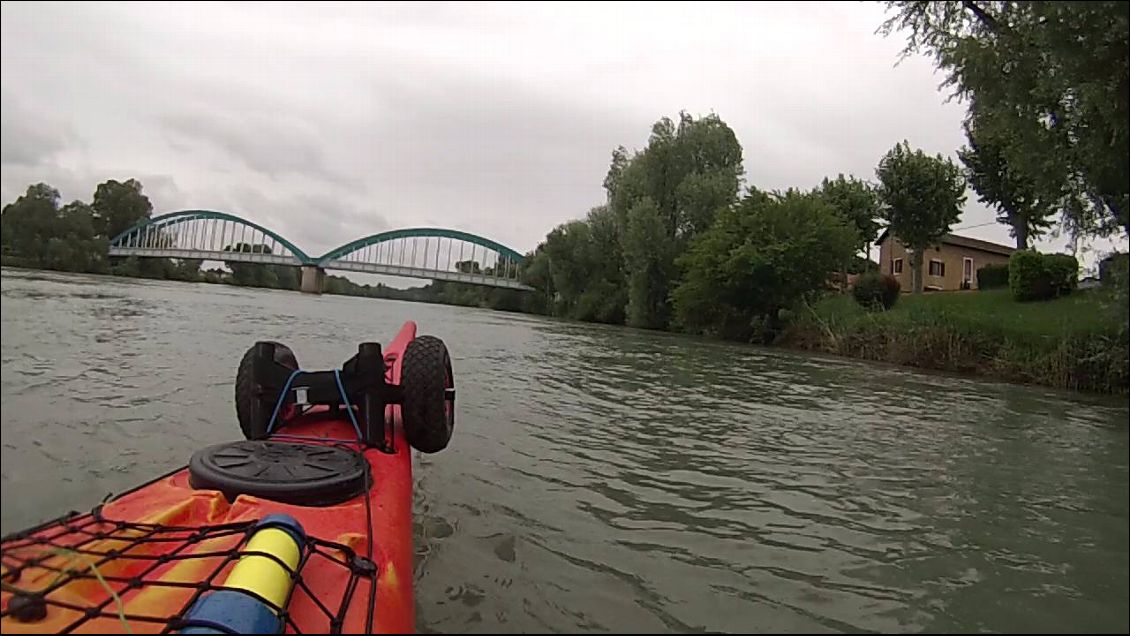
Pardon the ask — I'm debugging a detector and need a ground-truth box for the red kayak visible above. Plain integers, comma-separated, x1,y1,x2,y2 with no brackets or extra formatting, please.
1,320,455,634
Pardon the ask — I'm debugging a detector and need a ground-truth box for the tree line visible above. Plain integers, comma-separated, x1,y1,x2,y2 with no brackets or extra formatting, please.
512,114,968,341
509,1,1127,339
0,180,302,287
0,178,532,304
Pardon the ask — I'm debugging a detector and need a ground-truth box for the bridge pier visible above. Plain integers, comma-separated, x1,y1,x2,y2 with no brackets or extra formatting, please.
300,265,325,294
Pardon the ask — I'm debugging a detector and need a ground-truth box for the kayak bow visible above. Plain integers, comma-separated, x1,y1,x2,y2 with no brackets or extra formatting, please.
0,320,456,634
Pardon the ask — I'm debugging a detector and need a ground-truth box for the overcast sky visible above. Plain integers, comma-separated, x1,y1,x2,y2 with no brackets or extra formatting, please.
1,1,1119,267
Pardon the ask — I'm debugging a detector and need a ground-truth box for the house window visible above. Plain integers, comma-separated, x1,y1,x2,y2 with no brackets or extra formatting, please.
893,258,903,274
929,260,945,277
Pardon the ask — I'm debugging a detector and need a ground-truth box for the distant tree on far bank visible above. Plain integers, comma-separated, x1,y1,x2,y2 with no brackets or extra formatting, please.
92,179,153,239
222,242,299,290
875,141,966,293
0,183,109,273
607,112,745,330
1,178,184,280
673,188,857,341
959,102,1055,250
880,1,1129,238
820,174,880,282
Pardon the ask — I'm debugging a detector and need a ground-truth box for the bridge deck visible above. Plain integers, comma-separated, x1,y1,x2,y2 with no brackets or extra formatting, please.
325,260,534,290
109,247,301,266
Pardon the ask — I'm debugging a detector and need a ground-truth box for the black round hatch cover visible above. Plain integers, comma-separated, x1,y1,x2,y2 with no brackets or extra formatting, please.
188,441,367,506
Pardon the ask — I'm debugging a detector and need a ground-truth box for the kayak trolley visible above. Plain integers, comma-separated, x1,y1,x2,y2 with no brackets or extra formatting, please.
234,337,455,453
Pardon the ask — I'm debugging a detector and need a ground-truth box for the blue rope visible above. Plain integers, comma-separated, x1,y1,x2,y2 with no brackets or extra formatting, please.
266,369,303,435
334,369,365,442
264,368,365,442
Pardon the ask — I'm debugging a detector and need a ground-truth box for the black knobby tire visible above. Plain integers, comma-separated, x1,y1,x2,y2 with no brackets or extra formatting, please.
401,335,454,453
235,342,299,440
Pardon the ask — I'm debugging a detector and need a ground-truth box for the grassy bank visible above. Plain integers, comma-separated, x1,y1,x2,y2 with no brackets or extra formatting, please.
779,288,1129,394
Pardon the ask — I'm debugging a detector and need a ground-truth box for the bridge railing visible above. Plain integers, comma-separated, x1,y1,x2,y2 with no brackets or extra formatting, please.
108,211,310,265
317,228,532,290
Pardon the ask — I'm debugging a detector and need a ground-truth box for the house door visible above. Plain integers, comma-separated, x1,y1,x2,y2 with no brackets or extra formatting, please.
963,257,973,287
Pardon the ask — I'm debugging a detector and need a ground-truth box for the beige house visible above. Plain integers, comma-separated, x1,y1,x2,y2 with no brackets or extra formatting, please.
876,230,1014,291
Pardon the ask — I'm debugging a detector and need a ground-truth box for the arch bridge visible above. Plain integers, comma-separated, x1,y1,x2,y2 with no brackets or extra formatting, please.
108,210,532,293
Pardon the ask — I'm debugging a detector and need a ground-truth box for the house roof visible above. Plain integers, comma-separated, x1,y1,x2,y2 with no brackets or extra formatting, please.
876,229,1014,256
942,233,1016,256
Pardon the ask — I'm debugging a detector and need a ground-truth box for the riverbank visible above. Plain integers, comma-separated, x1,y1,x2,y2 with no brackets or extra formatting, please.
0,258,476,306
778,288,1130,395
6,262,1127,394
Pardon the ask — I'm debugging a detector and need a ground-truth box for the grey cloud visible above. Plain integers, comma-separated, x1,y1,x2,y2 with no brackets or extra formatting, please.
318,66,642,248
0,91,80,167
0,161,188,217
2,0,1067,262
0,164,88,206
160,111,354,188
137,174,190,212
223,185,389,258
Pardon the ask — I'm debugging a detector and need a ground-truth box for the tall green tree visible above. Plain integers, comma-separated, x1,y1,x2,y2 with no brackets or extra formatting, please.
529,206,626,323
582,205,627,323
875,141,967,293
93,178,172,277
519,246,553,315
608,114,744,239
92,179,153,239
624,197,676,329
879,1,1129,237
1,183,62,263
605,112,744,328
539,219,592,317
819,175,880,283
673,188,857,342
0,185,110,273
958,104,1055,249
53,201,109,273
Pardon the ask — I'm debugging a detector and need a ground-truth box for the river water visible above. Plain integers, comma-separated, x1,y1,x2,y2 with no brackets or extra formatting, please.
1,267,1127,633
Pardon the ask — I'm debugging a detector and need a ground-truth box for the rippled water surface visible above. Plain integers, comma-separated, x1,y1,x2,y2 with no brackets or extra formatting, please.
2,268,1128,633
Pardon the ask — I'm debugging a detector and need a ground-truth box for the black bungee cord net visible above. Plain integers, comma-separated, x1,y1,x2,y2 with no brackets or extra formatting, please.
0,449,379,634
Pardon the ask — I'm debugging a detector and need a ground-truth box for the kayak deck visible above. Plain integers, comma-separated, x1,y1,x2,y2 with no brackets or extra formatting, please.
1,322,422,634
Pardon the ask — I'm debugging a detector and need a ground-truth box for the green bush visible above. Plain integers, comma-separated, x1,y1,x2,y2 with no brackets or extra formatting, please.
852,272,901,310
976,263,1010,290
1010,250,1078,301
1044,253,1079,296
1010,251,1046,301
1099,252,1128,286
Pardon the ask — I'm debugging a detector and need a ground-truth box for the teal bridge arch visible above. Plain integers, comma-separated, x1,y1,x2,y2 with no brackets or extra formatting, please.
108,210,531,292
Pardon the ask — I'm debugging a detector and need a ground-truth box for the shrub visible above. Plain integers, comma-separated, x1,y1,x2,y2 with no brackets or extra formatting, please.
976,263,1010,290
1010,250,1079,301
1044,253,1079,296
852,272,900,310
1099,252,1129,286
1010,250,1047,301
